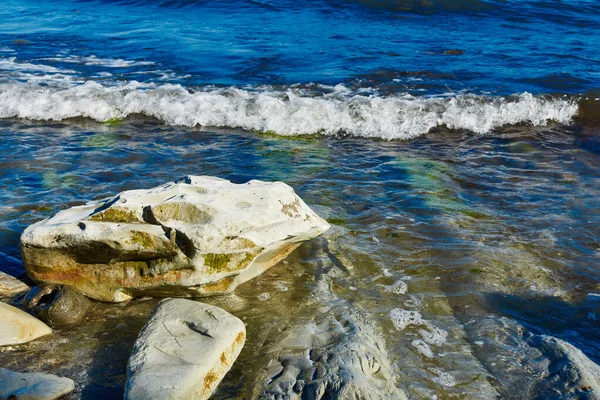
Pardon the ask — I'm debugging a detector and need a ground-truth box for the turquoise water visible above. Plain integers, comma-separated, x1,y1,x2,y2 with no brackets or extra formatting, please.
1,0,600,398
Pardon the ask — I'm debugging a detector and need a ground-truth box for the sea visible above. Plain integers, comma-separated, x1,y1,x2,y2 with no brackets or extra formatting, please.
1,0,600,398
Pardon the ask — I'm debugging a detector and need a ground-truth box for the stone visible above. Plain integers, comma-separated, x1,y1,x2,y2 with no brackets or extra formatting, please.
125,298,245,400
0,271,29,298
0,302,51,346
20,176,330,302
251,315,407,400
443,49,465,55
0,367,74,400
528,334,600,399
23,284,91,326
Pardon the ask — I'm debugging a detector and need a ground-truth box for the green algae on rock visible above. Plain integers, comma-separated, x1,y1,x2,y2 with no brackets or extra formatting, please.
20,176,330,302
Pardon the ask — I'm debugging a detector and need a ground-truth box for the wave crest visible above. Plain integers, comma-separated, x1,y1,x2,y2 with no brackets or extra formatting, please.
0,81,578,139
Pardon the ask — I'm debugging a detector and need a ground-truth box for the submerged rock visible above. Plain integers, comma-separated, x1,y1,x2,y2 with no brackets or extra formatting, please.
24,284,91,327
0,367,74,400
250,315,407,400
0,302,51,346
528,335,600,399
125,298,245,400
0,271,29,298
20,176,330,302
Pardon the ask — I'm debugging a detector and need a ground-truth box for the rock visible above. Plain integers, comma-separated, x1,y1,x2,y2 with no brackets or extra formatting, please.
23,284,91,326
443,49,465,55
250,315,407,400
0,302,51,346
528,335,600,399
0,367,74,400
0,271,29,298
125,298,245,400
20,176,330,302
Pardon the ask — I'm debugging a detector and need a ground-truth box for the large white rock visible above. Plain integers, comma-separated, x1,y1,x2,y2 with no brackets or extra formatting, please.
20,176,330,302
0,302,51,346
0,271,29,298
125,298,246,400
0,367,74,400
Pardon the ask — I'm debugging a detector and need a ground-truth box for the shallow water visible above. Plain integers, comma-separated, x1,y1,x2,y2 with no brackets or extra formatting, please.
1,0,600,398
1,117,600,398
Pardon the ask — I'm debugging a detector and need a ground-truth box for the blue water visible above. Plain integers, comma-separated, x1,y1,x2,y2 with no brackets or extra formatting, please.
1,0,600,94
2,0,600,95
1,1,600,398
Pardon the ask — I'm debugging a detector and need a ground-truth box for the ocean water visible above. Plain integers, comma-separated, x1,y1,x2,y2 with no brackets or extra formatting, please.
1,0,600,398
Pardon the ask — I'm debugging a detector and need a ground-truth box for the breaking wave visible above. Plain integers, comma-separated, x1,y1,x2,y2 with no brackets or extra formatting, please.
0,81,578,140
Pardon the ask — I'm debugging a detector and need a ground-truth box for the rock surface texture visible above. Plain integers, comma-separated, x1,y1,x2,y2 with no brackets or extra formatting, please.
20,176,330,302
125,298,246,400
528,335,600,399
252,315,408,400
0,271,29,298
0,367,74,400
0,302,52,346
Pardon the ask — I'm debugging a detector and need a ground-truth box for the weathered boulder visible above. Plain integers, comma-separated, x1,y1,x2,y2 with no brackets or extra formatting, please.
0,367,74,400
251,315,407,400
125,298,245,400
23,284,91,326
20,176,330,302
0,302,51,346
0,271,29,298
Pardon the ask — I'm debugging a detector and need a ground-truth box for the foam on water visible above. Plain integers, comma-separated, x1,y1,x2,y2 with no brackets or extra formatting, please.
431,368,457,388
412,339,434,358
41,55,155,68
258,292,271,301
390,308,448,345
0,57,75,74
390,308,424,330
272,281,289,292
0,80,579,140
382,280,408,295
418,324,448,345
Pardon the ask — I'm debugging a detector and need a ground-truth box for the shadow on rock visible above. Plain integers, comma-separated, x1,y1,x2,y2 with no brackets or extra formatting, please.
483,292,600,362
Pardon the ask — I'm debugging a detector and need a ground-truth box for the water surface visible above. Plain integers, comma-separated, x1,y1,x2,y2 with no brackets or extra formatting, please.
1,0,600,398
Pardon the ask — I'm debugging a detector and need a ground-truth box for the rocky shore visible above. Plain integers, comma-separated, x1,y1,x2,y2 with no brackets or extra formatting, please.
2,175,600,399
2,175,334,399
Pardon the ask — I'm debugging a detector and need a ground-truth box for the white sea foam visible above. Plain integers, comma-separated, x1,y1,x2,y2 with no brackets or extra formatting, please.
403,295,422,308
390,308,424,330
273,281,289,292
0,80,579,140
42,55,154,68
0,57,75,74
431,368,456,387
390,308,447,345
257,292,271,301
412,339,434,358
382,280,408,295
418,324,448,345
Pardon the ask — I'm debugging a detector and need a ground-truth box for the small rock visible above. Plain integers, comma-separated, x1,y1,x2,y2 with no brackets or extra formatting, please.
125,298,246,400
0,302,51,346
443,49,465,55
0,367,74,400
24,284,91,326
0,271,29,298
